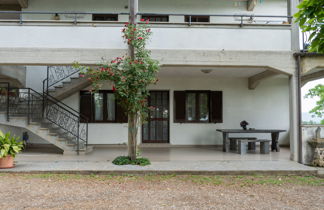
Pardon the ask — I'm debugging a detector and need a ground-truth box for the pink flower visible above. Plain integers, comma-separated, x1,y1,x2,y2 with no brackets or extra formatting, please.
79,74,85,78
138,37,143,40
140,18,145,22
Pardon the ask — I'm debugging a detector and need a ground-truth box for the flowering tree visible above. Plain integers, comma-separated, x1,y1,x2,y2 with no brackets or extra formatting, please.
80,20,159,160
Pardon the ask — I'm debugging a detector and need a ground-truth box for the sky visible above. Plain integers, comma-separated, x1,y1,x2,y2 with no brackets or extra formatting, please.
301,78,323,113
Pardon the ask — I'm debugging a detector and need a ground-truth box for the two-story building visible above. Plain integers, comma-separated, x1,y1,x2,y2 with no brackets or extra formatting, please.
1,0,318,163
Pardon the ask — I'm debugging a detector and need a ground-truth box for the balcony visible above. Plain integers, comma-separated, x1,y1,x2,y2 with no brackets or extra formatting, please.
0,11,292,51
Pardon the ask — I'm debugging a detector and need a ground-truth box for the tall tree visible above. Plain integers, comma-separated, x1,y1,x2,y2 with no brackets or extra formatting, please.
294,0,324,53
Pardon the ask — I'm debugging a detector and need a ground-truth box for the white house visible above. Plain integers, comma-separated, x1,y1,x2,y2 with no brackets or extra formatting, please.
1,0,321,163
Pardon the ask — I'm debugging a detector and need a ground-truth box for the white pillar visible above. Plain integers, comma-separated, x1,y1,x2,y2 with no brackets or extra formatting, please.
288,0,301,162
289,73,299,162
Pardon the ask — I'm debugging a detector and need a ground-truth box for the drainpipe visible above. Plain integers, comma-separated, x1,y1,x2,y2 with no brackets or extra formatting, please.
296,54,302,163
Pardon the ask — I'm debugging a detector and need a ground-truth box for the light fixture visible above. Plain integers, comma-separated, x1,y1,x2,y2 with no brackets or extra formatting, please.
201,69,212,74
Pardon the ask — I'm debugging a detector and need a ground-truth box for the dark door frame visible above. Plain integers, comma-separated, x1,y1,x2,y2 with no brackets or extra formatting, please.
142,90,170,143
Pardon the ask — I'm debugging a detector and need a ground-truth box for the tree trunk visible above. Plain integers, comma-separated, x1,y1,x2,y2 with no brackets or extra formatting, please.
128,113,139,160
128,0,139,161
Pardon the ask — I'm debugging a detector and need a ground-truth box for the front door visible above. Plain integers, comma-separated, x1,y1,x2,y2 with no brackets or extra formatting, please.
142,91,169,143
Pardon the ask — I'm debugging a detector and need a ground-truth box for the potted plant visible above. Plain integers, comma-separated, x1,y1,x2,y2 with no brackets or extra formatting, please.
0,130,24,169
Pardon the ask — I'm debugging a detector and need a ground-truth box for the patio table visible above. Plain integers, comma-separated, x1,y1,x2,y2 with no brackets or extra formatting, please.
216,129,286,153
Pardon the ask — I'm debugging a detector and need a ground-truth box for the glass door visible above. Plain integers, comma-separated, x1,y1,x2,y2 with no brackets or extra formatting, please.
142,91,169,143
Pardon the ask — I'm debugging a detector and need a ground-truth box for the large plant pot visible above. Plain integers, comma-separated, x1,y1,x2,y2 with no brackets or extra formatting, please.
0,155,14,169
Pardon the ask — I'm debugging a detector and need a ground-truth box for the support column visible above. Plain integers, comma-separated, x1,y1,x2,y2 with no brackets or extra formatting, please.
289,0,302,162
289,73,299,162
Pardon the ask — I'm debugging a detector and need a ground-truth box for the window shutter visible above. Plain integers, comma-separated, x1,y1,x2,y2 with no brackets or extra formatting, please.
210,91,223,123
116,103,128,123
174,91,186,122
80,92,92,123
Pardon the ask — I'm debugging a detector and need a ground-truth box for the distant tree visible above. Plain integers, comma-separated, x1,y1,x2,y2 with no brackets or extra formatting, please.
321,119,324,125
305,84,324,119
294,0,324,53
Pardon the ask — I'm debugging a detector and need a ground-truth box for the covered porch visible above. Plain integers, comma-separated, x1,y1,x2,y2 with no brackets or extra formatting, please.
19,145,291,162
7,145,319,176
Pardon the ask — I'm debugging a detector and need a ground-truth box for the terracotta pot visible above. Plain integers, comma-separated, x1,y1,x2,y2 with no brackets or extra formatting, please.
0,155,14,169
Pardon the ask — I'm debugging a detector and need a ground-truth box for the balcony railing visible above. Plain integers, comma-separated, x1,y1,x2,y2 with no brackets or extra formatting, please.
0,11,292,27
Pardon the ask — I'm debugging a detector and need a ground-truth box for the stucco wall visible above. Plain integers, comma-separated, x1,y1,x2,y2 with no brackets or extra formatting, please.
0,125,49,144
0,0,291,52
0,26,291,51
23,0,287,21
57,75,290,146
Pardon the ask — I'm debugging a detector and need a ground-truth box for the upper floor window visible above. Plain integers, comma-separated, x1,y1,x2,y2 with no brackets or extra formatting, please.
92,14,118,21
141,15,169,22
185,15,210,23
174,91,222,123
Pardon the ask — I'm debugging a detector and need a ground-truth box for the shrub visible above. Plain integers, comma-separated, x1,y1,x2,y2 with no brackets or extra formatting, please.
112,156,151,166
0,130,24,158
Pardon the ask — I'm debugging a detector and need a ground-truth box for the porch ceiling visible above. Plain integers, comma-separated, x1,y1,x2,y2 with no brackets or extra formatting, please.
158,66,268,78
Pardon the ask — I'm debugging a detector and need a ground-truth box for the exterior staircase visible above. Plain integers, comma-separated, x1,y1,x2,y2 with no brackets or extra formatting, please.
44,66,91,101
0,86,92,155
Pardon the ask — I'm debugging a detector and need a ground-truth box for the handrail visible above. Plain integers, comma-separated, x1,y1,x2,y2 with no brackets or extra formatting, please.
138,12,292,19
44,92,88,122
0,10,292,26
1,87,88,154
45,66,80,88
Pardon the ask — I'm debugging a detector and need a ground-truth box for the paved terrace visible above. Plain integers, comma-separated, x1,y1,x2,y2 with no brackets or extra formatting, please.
1,147,322,176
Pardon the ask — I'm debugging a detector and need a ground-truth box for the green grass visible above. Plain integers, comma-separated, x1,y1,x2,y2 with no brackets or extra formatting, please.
1,173,323,186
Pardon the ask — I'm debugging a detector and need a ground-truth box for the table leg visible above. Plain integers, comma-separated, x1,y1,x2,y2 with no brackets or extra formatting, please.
223,132,229,152
271,132,280,152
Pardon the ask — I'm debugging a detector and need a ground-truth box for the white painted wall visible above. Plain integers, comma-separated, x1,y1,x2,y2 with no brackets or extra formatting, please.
0,125,49,144
23,0,287,23
25,66,47,92
61,75,290,146
0,26,291,51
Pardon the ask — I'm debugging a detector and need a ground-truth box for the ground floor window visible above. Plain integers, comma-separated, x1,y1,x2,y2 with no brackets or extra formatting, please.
80,91,127,123
174,91,222,123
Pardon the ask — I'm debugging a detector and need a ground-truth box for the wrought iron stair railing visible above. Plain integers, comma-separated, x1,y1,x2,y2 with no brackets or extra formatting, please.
0,86,88,154
43,65,81,95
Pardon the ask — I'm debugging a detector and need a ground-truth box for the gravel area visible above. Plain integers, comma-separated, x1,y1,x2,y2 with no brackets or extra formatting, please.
0,174,323,210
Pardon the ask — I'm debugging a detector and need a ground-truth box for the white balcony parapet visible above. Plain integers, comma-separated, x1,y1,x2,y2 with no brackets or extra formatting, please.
0,11,292,26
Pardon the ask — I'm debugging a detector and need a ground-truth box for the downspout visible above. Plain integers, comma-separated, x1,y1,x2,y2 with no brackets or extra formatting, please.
296,54,302,163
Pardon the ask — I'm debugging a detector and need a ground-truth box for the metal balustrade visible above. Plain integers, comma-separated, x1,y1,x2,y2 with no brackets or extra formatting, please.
0,85,88,154
0,10,292,26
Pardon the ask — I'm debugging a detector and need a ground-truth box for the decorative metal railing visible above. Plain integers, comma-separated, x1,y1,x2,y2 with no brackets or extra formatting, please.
43,65,81,94
0,85,88,154
0,10,292,26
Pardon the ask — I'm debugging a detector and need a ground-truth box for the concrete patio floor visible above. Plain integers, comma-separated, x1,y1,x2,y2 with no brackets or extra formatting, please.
1,146,321,176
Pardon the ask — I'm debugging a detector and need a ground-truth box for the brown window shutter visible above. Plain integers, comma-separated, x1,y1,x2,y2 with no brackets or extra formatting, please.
210,91,223,123
80,91,92,123
116,102,128,123
174,91,186,122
